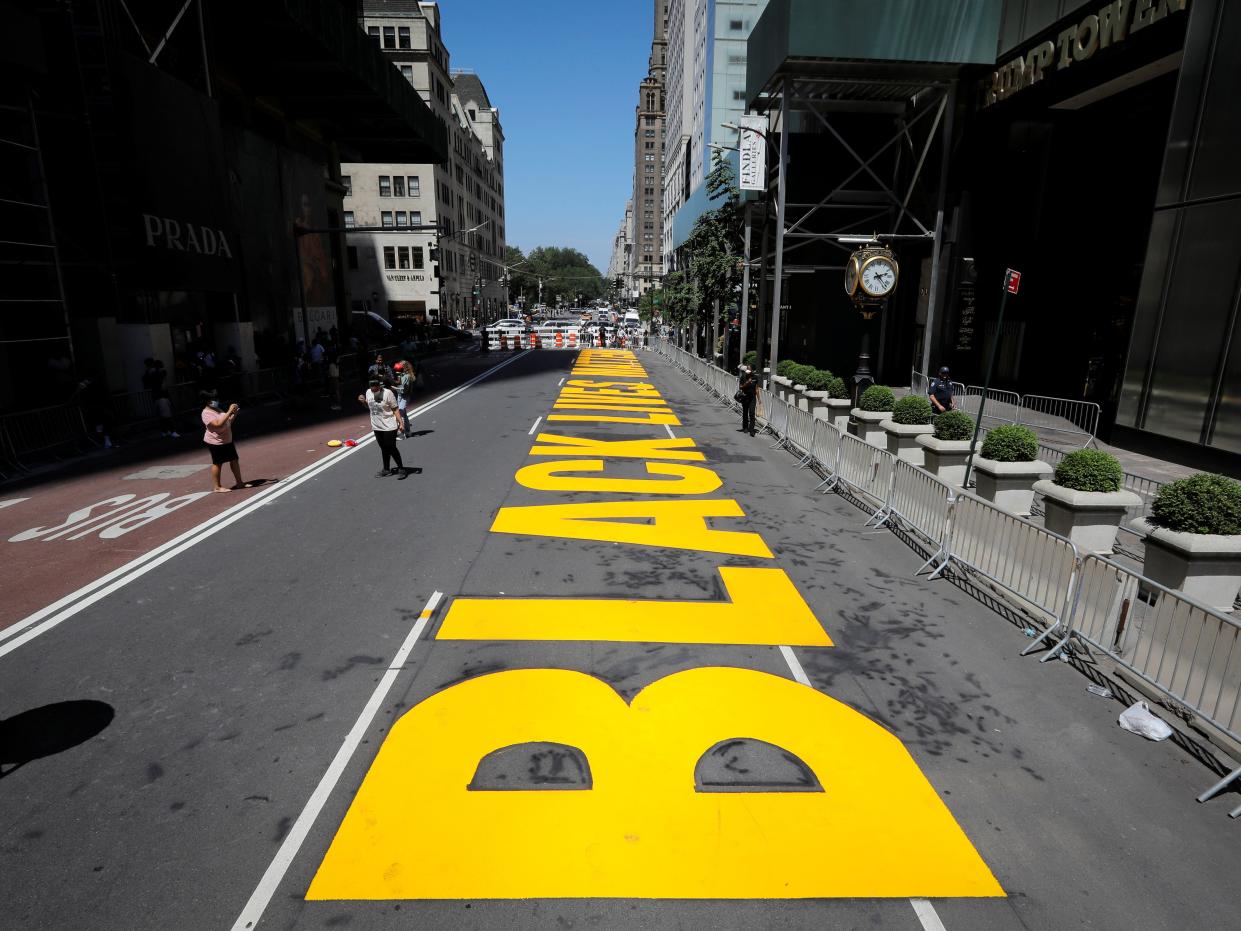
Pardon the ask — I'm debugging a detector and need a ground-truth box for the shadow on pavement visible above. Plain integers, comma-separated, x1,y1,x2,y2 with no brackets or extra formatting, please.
0,700,115,780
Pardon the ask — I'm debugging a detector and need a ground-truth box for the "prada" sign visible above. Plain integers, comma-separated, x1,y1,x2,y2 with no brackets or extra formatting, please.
142,213,234,258
982,0,1188,108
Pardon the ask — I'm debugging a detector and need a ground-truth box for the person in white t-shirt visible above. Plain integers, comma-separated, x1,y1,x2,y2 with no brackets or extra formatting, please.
358,377,407,478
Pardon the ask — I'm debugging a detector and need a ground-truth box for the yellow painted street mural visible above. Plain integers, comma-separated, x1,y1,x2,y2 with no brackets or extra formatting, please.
309,349,1003,900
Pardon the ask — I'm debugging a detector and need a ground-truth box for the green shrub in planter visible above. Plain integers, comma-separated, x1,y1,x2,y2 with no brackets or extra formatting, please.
932,410,974,441
891,394,933,425
802,368,830,391
775,359,797,378
1150,473,1241,535
979,424,1038,462
1053,449,1123,493
786,363,814,386
858,385,895,412
743,350,757,369
825,375,849,399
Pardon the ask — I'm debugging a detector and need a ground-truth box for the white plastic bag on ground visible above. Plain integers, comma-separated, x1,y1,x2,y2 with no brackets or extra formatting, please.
1118,701,1173,741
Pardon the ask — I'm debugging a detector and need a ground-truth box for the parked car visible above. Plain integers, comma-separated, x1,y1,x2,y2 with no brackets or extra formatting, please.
488,318,528,333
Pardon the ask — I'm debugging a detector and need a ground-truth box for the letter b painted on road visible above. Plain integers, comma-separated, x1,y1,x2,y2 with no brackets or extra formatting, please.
307,667,1001,900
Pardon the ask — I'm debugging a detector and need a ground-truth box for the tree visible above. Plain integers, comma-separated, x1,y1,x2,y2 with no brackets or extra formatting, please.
505,246,606,308
675,151,744,354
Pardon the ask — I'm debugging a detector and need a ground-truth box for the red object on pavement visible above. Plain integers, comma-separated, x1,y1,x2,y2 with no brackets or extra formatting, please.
1004,269,1022,294
344,439,357,447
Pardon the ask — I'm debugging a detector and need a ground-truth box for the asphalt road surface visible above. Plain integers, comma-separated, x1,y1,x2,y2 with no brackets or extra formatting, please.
1,347,1238,931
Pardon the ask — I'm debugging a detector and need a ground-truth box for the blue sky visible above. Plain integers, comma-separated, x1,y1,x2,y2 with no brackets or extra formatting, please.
439,0,650,274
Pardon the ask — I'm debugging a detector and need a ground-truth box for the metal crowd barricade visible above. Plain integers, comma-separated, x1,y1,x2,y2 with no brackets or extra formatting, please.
910,370,930,398
876,458,954,550
934,491,1081,633
1058,555,1241,817
0,403,91,468
831,432,896,511
784,404,816,465
809,419,843,488
1018,395,1101,449
957,385,1021,428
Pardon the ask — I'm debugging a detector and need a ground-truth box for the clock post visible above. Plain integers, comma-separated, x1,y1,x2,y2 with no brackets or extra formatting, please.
844,242,899,404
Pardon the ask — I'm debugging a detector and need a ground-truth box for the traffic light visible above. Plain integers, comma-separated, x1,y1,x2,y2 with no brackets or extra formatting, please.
429,247,440,262
469,253,477,273
614,276,623,290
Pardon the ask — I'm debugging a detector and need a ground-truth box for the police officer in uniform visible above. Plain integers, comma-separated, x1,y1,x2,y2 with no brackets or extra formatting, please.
928,365,956,413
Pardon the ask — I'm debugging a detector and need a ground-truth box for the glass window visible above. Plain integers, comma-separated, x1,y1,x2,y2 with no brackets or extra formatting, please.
393,176,405,197
398,26,411,49
398,247,410,269
412,246,424,270
729,19,743,30
379,175,391,197
408,175,420,196
367,25,380,46
410,211,422,226
400,64,413,82
341,175,352,196
347,246,358,270
396,211,407,227
343,211,355,228
733,90,746,101
383,246,396,269
382,26,395,48
381,211,394,228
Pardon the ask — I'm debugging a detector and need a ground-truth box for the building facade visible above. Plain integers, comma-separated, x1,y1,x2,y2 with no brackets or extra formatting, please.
663,0,769,270
742,0,1241,469
0,0,445,412
606,201,634,300
342,2,506,328
628,0,668,297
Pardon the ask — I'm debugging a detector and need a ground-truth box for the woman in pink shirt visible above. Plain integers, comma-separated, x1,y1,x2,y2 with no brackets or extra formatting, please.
201,390,245,492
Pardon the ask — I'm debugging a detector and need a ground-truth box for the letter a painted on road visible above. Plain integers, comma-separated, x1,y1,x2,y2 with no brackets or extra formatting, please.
307,667,1003,899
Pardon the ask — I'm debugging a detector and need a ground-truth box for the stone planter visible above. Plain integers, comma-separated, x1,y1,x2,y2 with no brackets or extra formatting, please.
971,456,1053,516
772,375,792,404
1130,519,1241,611
850,408,891,448
814,397,852,432
803,390,830,419
881,421,934,465
1033,481,1142,555
917,436,979,487
792,384,810,411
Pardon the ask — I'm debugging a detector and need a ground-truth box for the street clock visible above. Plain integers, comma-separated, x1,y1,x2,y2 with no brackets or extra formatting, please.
844,243,899,302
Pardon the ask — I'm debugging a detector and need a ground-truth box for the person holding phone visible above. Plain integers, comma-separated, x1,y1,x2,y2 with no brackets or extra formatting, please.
201,390,246,492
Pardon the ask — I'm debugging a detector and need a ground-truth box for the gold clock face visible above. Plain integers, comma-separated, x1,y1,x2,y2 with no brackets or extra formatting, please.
858,253,898,298
844,255,860,297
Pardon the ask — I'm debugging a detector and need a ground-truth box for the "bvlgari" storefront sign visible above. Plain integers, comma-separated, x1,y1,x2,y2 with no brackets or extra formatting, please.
982,0,1188,108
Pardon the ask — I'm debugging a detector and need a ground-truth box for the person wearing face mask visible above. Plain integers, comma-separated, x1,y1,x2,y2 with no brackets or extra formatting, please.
200,390,245,492
358,377,408,478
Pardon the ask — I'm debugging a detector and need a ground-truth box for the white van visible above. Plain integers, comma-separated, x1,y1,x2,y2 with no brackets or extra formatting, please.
622,311,641,328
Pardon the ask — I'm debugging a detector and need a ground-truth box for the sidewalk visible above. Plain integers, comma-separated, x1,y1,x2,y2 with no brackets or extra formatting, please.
0,345,480,494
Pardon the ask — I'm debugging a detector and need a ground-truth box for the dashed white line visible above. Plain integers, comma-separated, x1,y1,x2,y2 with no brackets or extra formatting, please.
557,376,565,386
910,898,949,931
778,645,811,686
528,416,543,435
229,590,444,931
778,645,952,931
664,423,677,439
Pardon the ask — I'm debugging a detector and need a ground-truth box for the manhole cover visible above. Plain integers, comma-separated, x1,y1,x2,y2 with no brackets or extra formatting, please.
124,465,209,480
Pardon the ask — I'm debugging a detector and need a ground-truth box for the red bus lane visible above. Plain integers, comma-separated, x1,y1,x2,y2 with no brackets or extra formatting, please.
0,413,374,631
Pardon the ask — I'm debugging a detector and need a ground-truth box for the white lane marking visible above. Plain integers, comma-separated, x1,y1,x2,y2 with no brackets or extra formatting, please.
0,497,30,510
229,590,444,931
0,440,372,660
0,352,529,658
778,646,952,931
910,898,948,931
664,423,677,439
778,645,811,686
557,377,565,386
528,416,543,436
